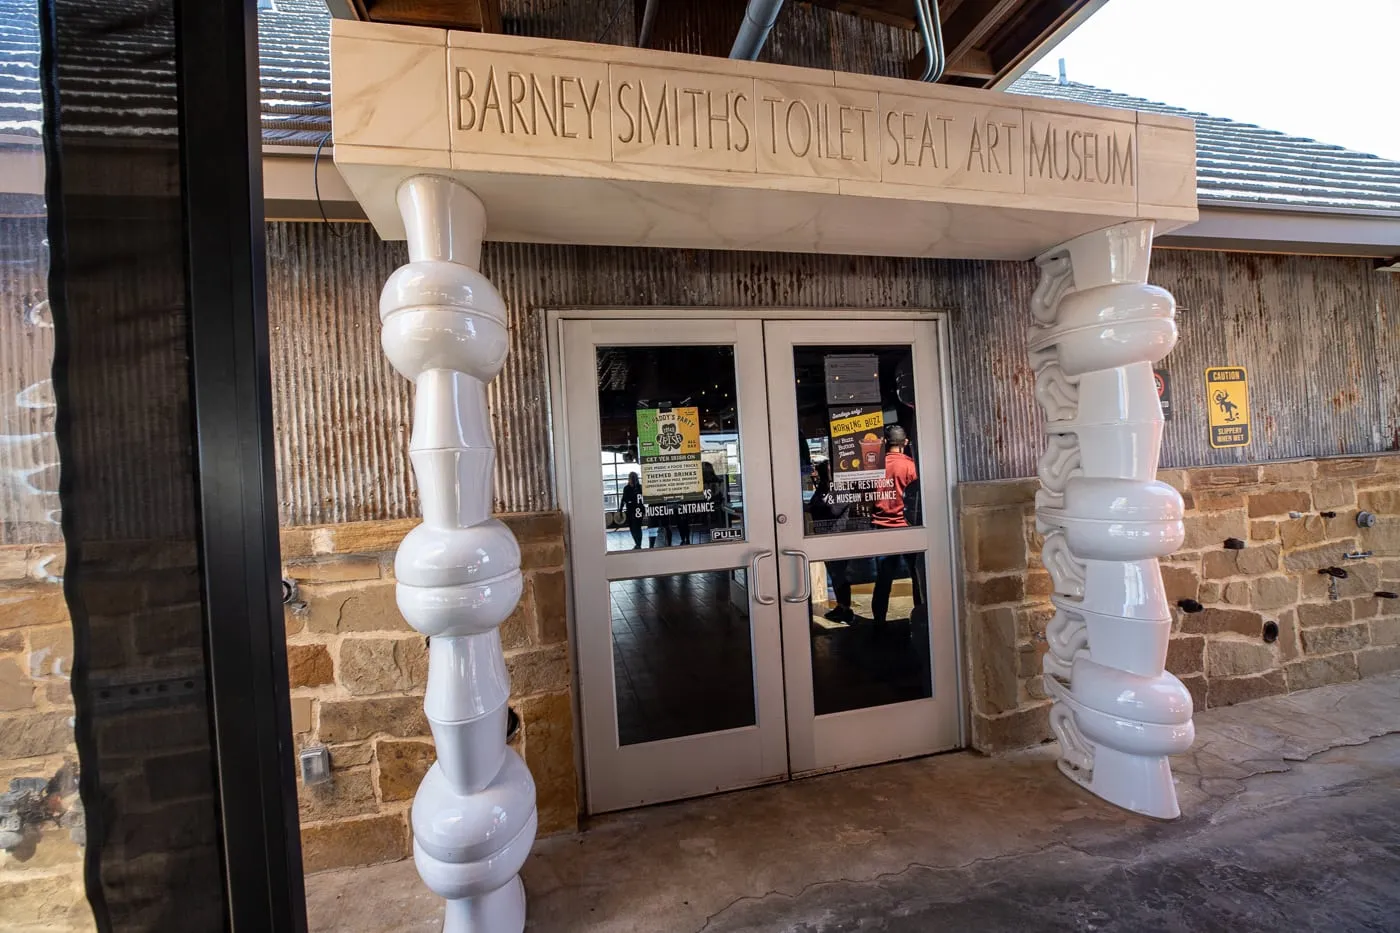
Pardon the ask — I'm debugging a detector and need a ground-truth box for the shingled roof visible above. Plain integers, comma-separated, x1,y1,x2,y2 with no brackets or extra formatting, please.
260,0,332,147
2,0,180,139
0,0,39,138
4,0,1400,217
1011,71,1400,215
0,0,329,142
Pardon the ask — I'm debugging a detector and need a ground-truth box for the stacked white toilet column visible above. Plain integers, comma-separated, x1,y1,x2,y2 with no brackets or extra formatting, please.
381,175,537,932
1029,220,1194,820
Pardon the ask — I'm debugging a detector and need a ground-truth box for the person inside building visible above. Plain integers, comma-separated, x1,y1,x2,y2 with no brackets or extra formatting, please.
702,459,729,538
870,424,925,623
619,471,644,549
808,460,853,622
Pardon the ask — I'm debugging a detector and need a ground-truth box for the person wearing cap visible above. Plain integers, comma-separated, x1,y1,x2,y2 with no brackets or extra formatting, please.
870,424,924,623
870,425,915,529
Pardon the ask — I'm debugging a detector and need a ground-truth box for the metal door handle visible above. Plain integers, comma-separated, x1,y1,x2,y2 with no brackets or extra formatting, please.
782,549,811,604
749,550,775,606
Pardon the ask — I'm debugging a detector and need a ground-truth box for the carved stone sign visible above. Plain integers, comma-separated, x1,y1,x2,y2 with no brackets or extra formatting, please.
442,46,1140,200
452,52,611,160
331,23,1197,260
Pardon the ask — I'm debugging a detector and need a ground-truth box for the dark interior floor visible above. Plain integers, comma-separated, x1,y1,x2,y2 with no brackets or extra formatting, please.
609,567,934,745
610,571,756,746
809,616,930,714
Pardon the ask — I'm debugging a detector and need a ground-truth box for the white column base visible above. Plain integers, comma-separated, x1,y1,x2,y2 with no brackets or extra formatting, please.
442,878,527,933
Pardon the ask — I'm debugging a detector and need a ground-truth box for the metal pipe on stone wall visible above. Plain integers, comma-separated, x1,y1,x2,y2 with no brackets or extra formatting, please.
381,175,537,932
1029,220,1194,819
730,0,786,59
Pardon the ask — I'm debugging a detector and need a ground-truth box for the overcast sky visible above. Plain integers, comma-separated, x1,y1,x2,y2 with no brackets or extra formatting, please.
1028,0,1400,160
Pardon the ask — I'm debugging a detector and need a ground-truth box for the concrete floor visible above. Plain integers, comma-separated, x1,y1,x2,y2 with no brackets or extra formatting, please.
307,673,1400,932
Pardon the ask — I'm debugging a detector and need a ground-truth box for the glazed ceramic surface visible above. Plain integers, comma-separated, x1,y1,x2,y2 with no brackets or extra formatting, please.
1031,220,1191,820
384,175,537,932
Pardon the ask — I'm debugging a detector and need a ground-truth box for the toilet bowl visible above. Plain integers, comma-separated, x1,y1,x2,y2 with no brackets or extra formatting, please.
1064,655,1193,725
1078,558,1169,618
1026,281,1177,376
1044,363,1161,429
1053,420,1163,482
1050,595,1171,676
1036,477,1184,561
1044,658,1193,818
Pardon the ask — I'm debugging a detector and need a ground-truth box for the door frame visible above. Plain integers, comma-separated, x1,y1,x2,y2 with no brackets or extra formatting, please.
557,318,788,814
763,319,962,776
545,308,967,815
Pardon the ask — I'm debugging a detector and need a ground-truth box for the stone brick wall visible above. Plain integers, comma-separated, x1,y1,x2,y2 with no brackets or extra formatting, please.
0,512,578,900
281,512,577,874
962,454,1400,752
1,538,232,933
0,544,89,930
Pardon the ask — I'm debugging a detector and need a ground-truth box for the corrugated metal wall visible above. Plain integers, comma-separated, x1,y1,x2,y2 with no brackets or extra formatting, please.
267,224,416,525
8,220,1400,533
0,217,60,545
1153,250,1400,462
264,222,1400,524
8,215,1399,534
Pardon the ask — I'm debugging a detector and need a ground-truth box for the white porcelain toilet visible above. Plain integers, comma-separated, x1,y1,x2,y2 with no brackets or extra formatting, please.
1045,657,1194,819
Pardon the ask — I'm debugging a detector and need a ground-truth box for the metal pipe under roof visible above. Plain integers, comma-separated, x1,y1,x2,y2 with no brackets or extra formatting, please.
730,0,786,60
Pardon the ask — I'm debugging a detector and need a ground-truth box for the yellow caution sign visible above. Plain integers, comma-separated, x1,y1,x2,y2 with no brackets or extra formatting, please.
1205,367,1249,448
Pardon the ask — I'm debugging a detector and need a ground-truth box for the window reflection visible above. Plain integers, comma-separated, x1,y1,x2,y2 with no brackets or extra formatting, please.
597,346,745,551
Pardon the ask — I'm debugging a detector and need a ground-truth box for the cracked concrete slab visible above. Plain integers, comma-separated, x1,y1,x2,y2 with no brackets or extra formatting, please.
699,770,1400,933
304,673,1400,933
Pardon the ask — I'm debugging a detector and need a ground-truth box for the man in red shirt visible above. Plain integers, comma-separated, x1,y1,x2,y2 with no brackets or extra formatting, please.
871,425,917,528
870,425,925,623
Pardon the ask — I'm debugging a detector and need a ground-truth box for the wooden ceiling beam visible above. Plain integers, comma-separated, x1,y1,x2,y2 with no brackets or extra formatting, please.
358,0,501,31
941,49,996,79
801,0,919,30
986,0,1094,75
940,0,1024,61
906,48,995,80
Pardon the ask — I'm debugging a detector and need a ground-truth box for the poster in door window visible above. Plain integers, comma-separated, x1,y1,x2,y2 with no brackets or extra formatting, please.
636,406,703,500
828,404,885,488
823,354,881,405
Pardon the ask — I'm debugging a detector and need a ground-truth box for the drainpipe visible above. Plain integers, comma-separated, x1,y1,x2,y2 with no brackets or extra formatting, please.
730,0,785,60
913,0,946,82
638,0,661,47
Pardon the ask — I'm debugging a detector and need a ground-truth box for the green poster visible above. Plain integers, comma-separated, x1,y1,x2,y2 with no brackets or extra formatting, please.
636,407,703,500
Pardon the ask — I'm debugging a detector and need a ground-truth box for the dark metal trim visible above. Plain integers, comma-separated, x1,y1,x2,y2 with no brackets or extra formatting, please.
175,0,307,928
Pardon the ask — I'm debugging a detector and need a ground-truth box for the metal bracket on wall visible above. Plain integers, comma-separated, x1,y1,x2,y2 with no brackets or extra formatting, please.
88,671,205,713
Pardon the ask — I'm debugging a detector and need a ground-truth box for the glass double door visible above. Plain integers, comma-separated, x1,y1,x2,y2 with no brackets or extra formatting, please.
562,317,960,814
